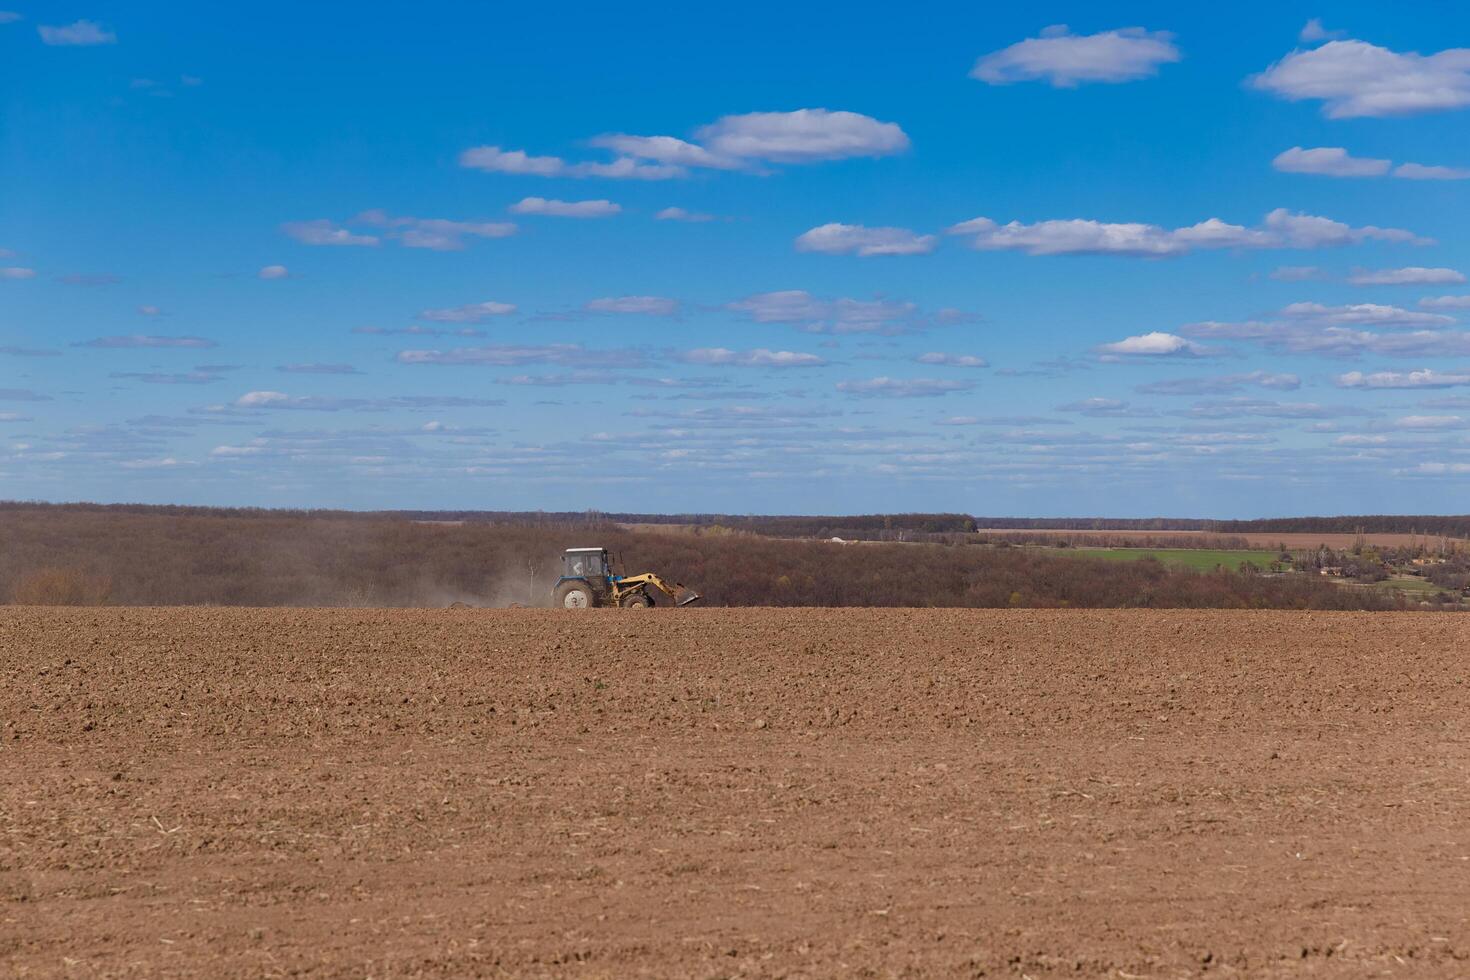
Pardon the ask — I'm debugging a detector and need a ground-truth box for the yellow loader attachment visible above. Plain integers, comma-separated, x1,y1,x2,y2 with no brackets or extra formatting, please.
612,572,703,608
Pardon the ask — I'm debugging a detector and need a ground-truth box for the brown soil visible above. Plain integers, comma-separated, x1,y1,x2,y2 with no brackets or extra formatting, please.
4,608,1467,978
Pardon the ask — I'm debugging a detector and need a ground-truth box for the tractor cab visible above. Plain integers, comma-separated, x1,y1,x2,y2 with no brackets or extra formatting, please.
561,547,610,582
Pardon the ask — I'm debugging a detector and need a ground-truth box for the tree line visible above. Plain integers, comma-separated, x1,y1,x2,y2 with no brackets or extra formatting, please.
10,501,1467,539
0,504,1405,610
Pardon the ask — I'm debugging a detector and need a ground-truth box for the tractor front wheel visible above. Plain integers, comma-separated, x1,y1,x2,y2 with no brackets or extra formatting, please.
620,591,653,608
554,581,596,609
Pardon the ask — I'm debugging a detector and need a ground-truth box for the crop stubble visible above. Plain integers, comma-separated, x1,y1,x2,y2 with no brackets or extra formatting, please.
2,608,1467,977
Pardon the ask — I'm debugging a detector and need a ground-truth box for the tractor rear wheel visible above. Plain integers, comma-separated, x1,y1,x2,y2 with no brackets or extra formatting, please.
554,581,596,609
620,591,653,608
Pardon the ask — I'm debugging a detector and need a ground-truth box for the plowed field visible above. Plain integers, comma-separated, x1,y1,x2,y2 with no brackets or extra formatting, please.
3,608,1468,978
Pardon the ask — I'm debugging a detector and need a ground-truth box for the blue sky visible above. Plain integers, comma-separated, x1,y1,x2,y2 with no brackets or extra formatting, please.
4,2,1470,516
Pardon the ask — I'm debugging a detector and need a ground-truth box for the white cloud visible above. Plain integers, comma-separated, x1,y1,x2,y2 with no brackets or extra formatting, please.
38,19,115,45
119,457,183,470
1272,146,1390,177
461,109,907,183
570,158,685,180
1261,208,1429,247
396,344,648,368
1420,295,1470,310
1338,369,1470,389
729,290,828,323
1251,39,1470,118
1171,218,1279,249
508,197,621,218
496,371,624,387
916,352,988,367
355,210,517,249
949,217,1177,256
281,220,379,247
585,296,679,315
137,304,162,316
794,223,937,257
1136,371,1301,395
1,267,36,280
1171,398,1361,420
258,264,290,280
726,290,925,334
417,301,517,323
223,392,505,413
695,109,909,163
1183,304,1467,359
945,208,1422,257
836,377,974,398
1327,330,1470,357
655,206,714,222
971,26,1179,87
77,335,216,349
278,363,361,375
1183,318,1470,358
1272,148,1470,181
111,370,222,385
1057,397,1149,417
1392,415,1467,430
1299,19,1344,43
355,326,494,341
0,12,23,25
1270,265,1325,281
1393,162,1470,180
458,146,567,176
1095,332,1212,358
626,376,730,391
678,348,826,367
401,221,515,250
457,145,683,180
1280,301,1453,327
1409,462,1470,475
284,212,513,250
590,134,739,169
1348,267,1465,286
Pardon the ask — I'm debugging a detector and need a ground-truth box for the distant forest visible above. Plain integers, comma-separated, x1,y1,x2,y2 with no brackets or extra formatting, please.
6,502,1470,538
0,503,1406,610
973,515,1470,537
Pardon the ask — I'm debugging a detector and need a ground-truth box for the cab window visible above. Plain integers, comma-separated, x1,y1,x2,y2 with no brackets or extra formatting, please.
567,552,604,577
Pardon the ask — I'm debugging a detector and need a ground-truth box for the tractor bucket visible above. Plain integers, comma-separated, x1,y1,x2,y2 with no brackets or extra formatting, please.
674,586,703,607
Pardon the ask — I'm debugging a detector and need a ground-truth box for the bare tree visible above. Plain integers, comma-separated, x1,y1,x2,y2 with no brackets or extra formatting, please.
526,556,540,606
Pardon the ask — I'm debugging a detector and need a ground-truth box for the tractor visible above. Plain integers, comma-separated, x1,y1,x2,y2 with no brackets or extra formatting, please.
552,547,702,609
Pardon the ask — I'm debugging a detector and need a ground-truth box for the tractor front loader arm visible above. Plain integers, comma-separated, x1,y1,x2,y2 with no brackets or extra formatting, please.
620,572,703,606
